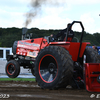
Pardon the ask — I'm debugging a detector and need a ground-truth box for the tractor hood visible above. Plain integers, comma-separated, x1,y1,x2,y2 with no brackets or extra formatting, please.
17,39,42,51
14,38,45,58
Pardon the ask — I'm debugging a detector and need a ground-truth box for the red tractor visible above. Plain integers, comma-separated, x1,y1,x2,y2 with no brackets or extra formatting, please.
5,21,100,90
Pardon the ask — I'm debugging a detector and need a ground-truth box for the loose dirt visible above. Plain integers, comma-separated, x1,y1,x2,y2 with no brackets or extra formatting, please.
0,81,97,100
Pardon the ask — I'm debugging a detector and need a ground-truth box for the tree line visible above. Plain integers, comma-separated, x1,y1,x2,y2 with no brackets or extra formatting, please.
0,27,100,47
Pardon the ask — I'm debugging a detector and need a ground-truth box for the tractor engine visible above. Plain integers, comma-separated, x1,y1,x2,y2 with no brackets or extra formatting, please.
7,37,49,75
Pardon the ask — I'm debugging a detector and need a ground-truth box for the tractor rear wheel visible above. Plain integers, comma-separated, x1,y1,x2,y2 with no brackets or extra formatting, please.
84,47,100,63
34,46,74,89
5,60,20,78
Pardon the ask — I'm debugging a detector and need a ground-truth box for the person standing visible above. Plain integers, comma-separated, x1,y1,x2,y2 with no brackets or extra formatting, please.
92,45,98,52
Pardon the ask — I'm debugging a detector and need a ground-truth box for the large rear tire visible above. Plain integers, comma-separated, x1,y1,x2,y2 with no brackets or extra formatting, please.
84,47,100,63
5,60,20,78
34,46,74,89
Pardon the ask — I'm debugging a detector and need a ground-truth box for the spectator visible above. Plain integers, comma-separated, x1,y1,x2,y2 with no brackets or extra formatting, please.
92,45,98,52
49,34,55,42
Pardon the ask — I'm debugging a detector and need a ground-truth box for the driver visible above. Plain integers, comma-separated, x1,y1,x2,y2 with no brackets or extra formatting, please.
53,23,74,41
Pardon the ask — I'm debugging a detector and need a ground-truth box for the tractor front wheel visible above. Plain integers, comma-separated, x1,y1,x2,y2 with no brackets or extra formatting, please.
5,60,20,78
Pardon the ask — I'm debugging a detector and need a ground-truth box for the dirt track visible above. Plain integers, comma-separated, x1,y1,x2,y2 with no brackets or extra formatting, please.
0,81,98,100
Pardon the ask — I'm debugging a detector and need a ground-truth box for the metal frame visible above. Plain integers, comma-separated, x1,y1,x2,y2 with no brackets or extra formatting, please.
65,21,85,61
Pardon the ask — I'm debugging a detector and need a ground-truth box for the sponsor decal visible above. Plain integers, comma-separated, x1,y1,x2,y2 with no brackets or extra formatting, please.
27,51,38,58
18,44,25,47
19,41,40,47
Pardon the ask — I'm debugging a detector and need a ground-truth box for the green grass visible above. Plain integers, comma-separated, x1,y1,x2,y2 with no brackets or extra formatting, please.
0,78,35,82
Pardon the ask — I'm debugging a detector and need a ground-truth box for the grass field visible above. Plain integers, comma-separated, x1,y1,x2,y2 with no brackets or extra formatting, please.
0,78,35,81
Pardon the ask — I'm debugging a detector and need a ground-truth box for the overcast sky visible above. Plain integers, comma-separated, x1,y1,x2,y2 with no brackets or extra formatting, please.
0,0,100,34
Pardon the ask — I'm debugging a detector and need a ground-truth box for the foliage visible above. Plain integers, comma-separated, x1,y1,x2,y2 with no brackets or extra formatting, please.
0,27,100,47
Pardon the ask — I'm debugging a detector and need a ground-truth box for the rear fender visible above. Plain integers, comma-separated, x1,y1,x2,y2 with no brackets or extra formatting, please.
79,42,90,57
49,42,90,61
68,42,90,61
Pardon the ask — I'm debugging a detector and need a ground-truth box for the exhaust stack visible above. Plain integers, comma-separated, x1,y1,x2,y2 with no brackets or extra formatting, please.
22,27,27,40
